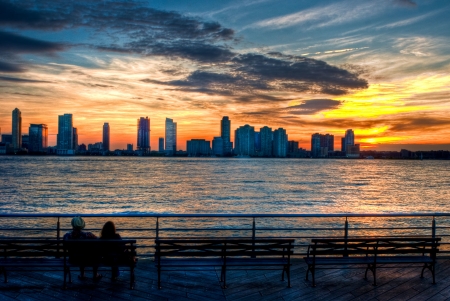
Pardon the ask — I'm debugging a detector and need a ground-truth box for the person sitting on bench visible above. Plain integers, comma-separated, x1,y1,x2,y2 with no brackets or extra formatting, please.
100,221,122,280
63,216,102,281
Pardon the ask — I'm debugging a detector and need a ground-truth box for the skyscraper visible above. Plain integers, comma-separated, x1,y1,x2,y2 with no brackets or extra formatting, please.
165,118,177,155
29,124,48,152
73,128,78,151
159,137,164,152
234,124,255,156
344,129,355,150
137,117,150,152
57,114,73,152
273,128,288,158
320,134,334,152
12,108,22,150
212,137,223,156
311,133,321,158
311,133,334,157
260,126,273,157
221,116,232,156
103,123,110,151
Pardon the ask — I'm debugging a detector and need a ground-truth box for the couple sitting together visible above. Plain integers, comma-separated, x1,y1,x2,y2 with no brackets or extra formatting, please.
64,216,122,281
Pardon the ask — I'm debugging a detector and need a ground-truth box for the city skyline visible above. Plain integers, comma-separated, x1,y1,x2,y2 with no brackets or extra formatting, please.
0,1,449,151
3,109,450,153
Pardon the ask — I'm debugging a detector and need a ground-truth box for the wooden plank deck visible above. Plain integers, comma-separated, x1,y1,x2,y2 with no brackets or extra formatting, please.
1,258,450,301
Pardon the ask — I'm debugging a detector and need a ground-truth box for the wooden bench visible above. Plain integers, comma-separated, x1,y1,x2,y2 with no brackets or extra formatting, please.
0,239,137,289
155,238,294,289
0,239,64,283
304,237,440,287
63,239,137,289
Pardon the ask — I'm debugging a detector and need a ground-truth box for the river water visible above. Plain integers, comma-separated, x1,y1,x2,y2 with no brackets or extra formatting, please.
0,156,449,214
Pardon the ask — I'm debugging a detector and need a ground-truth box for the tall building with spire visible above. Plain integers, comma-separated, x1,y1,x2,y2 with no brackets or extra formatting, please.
165,118,177,155
57,114,74,153
103,122,110,151
12,108,22,150
137,117,150,152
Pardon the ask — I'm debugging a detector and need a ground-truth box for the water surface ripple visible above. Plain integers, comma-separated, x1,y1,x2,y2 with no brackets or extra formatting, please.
0,156,448,214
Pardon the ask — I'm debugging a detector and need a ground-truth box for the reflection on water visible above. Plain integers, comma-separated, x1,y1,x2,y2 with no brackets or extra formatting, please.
0,156,449,214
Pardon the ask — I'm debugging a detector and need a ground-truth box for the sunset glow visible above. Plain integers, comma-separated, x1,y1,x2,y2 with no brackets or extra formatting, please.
1,0,449,151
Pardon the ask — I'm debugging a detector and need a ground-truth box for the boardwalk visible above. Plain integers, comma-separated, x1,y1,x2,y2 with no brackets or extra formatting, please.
1,258,450,301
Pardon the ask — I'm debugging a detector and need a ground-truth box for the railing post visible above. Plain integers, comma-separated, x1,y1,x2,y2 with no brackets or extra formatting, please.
432,216,436,238
156,217,159,239
57,217,60,240
344,217,349,257
252,217,256,258
57,217,61,258
344,217,348,240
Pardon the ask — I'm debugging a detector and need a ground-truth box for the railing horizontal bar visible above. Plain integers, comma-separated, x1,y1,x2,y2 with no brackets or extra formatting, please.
1,213,450,218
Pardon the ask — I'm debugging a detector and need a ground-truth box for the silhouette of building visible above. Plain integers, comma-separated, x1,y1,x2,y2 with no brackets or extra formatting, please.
260,126,273,157
103,123,110,151
187,139,211,156
288,141,299,154
1,134,12,144
221,116,232,156
127,144,133,152
254,132,261,153
137,117,150,152
72,128,78,151
343,129,355,153
321,134,334,152
311,133,334,157
212,137,223,156
165,118,177,155
235,124,255,156
21,134,29,149
57,114,74,154
347,144,360,158
273,128,288,157
29,124,48,152
12,108,22,150
158,137,164,152
311,133,321,157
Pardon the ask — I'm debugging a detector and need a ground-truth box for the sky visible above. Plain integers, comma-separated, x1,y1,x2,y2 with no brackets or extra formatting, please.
0,0,449,151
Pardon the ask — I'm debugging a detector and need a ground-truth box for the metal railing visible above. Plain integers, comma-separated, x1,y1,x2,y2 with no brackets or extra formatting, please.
0,213,449,257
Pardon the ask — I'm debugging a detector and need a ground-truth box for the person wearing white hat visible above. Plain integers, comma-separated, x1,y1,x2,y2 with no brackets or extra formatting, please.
64,216,102,281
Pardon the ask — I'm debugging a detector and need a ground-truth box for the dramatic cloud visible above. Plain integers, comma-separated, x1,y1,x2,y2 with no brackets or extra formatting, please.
287,99,343,115
0,30,65,54
142,53,368,98
0,76,51,83
0,61,24,72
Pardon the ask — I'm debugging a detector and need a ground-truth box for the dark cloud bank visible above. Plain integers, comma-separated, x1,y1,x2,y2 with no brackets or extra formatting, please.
0,0,368,99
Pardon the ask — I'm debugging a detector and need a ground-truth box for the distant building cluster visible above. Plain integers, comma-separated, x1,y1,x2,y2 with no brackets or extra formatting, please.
2,108,449,159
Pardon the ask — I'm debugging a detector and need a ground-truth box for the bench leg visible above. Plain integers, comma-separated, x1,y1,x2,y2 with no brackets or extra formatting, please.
421,263,436,284
130,266,135,289
1,267,7,283
305,265,310,281
365,264,377,286
281,266,285,281
220,265,224,282
63,267,68,289
287,265,291,288
157,265,161,289
222,265,227,289
311,267,316,287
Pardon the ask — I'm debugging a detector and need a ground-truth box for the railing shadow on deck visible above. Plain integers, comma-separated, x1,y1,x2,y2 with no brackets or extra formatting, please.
0,213,449,257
